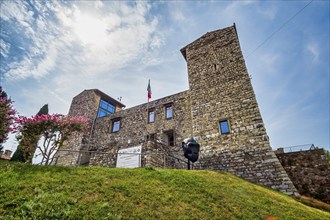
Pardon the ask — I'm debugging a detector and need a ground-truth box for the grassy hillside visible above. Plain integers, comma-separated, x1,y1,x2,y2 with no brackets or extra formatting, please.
0,161,329,219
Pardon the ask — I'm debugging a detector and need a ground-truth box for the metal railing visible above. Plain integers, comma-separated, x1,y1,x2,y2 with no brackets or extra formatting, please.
281,144,317,153
53,149,189,169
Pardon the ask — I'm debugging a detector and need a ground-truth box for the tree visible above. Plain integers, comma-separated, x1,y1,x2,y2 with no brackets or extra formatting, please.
10,145,25,162
14,114,89,165
37,104,49,116
11,104,48,163
0,87,16,150
12,104,49,162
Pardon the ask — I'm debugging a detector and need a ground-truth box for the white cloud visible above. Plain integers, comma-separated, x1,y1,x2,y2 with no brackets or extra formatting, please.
3,1,161,82
259,53,279,74
94,0,104,9
256,4,278,20
1,1,165,114
306,42,320,62
6,58,35,79
224,1,254,14
0,38,10,58
5,40,60,79
150,34,165,49
34,43,58,77
0,1,35,36
171,9,186,22
0,1,26,21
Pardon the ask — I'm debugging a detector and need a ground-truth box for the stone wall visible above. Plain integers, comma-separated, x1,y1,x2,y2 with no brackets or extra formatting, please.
54,90,101,166
275,149,330,203
181,25,297,195
88,91,192,167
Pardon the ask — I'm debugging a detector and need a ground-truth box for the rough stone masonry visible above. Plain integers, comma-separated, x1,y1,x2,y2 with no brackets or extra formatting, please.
54,24,298,195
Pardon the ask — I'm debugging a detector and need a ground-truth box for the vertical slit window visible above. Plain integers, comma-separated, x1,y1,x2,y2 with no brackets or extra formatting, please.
168,132,174,146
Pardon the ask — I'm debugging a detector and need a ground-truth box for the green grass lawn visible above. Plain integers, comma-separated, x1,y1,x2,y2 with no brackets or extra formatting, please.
0,161,329,219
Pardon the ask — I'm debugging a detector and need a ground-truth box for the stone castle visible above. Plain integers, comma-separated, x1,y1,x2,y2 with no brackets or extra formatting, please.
55,24,298,195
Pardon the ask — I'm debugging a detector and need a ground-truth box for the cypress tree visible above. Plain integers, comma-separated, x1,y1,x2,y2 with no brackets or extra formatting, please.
37,104,48,116
10,147,26,162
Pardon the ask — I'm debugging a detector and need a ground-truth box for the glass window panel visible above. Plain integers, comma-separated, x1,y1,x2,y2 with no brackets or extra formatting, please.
113,120,120,132
149,111,154,123
97,109,102,118
220,120,230,134
100,100,108,109
107,104,115,113
166,106,172,119
97,109,107,118
98,99,115,117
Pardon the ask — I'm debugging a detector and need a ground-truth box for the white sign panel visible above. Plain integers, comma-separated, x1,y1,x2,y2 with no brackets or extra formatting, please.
116,145,142,168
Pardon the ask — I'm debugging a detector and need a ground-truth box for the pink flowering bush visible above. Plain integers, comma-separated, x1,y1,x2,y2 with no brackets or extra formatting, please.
14,114,90,165
0,89,17,149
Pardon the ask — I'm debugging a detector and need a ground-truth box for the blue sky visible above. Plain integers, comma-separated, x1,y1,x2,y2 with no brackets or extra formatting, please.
1,0,329,152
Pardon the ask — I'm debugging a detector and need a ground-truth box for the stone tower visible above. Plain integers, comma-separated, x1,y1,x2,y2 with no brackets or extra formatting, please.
54,89,125,166
181,24,297,195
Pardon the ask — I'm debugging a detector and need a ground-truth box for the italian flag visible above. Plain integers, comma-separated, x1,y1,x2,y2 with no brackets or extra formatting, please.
147,79,152,99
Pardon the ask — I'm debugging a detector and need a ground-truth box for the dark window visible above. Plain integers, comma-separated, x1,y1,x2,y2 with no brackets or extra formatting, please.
97,99,115,118
167,131,174,146
219,120,230,134
148,110,154,123
164,130,174,146
146,134,155,141
112,119,120,133
165,105,173,119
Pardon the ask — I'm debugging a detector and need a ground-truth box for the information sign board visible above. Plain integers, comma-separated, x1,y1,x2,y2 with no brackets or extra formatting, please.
116,145,142,168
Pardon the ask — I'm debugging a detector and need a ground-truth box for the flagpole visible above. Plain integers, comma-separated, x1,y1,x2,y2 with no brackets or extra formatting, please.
146,80,151,155
147,79,149,108
147,79,151,142
147,79,151,109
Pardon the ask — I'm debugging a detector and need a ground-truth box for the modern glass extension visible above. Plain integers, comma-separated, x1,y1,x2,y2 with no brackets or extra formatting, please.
97,99,115,118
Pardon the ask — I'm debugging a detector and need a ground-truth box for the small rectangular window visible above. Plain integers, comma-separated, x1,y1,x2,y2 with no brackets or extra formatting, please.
112,119,120,133
165,105,173,119
164,130,174,146
219,120,230,134
148,110,154,123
